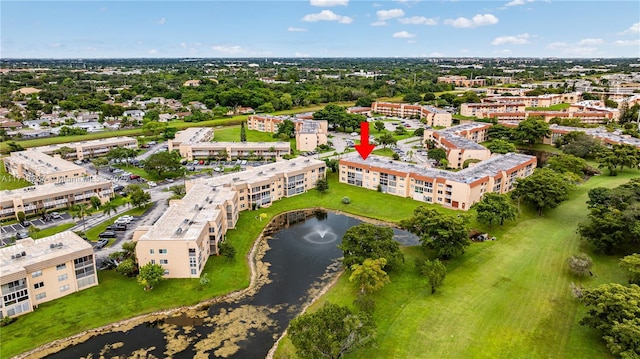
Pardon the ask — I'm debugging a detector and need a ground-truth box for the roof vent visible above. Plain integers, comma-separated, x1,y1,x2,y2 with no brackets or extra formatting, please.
176,227,183,234
183,218,189,224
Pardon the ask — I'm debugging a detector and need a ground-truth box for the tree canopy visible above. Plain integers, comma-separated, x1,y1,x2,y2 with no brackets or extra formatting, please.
513,118,550,145
274,119,295,139
339,223,404,270
401,207,470,259
137,262,165,290
473,193,517,228
554,131,602,158
288,303,376,359
486,139,516,154
620,254,640,284
511,168,575,216
143,150,183,177
416,259,447,294
349,258,390,295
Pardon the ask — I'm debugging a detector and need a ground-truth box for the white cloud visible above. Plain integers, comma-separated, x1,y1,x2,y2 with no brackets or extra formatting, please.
491,33,532,45
619,22,640,35
563,47,597,56
547,42,568,49
371,21,388,26
377,9,405,20
392,31,416,38
212,45,246,55
444,14,498,28
505,0,534,7
578,38,603,46
294,52,311,57
614,39,640,46
310,0,348,7
398,16,437,25
302,10,353,24
288,26,308,32
148,49,158,54
157,17,166,25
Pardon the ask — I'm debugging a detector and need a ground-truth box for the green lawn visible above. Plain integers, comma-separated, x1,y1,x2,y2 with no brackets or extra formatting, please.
0,160,33,190
275,169,640,359
526,103,571,111
372,148,395,158
30,223,75,239
212,126,297,149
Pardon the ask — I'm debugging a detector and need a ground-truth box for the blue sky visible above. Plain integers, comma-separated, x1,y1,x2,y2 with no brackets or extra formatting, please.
1,1,639,58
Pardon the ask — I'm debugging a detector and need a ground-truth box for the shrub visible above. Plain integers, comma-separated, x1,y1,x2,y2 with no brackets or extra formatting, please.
342,197,351,204
567,253,593,277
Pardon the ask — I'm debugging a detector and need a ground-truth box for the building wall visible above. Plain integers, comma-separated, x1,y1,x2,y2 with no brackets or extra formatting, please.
179,142,291,161
371,102,452,127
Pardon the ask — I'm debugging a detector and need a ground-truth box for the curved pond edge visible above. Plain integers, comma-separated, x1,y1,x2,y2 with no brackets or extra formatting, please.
13,208,402,359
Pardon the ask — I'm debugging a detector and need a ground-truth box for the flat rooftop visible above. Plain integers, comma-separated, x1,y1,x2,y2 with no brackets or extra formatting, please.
173,127,214,145
32,136,137,153
1,177,112,203
138,184,235,241
342,152,535,184
7,150,84,175
190,141,291,150
550,125,640,147
1,231,93,279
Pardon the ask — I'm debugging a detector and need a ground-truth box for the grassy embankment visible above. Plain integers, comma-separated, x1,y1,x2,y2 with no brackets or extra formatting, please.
275,169,640,359
0,160,32,190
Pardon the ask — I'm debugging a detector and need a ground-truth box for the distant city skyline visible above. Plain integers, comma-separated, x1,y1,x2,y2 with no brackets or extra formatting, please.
1,0,639,59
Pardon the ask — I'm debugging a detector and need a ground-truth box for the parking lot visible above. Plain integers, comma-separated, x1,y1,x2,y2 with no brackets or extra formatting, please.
0,212,72,245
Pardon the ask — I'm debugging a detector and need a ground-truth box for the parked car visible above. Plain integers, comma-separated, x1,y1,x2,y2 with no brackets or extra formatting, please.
73,160,83,165
187,166,196,171
165,178,175,183
15,232,29,239
106,223,127,231
51,212,62,220
95,238,109,249
147,181,157,187
98,231,117,239
115,217,131,225
147,141,157,145
129,174,140,180
113,185,125,192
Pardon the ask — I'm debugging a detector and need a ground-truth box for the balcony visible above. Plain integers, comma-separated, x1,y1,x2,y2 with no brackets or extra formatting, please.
74,194,94,201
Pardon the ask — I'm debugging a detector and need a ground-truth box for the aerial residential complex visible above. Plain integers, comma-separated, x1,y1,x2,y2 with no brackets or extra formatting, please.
0,231,98,318
0,177,113,220
170,127,292,161
424,122,493,169
32,137,138,160
371,102,453,127
437,75,487,87
4,150,87,185
339,152,537,211
246,115,329,152
134,157,326,278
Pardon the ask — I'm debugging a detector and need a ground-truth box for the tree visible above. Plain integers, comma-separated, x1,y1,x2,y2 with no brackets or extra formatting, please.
355,96,374,107
349,258,390,295
107,147,137,164
413,127,424,137
89,196,101,210
28,224,41,238
546,153,590,177
288,303,376,359
313,104,347,130
116,258,138,277
55,146,75,159
143,151,182,177
240,121,247,142
403,92,422,103
401,207,470,259
620,254,640,284
427,148,447,163
513,118,550,145
487,139,516,154
102,201,118,219
416,259,446,294
274,119,295,139
567,253,593,277
473,193,517,228
394,125,408,136
137,262,165,290
142,121,166,141
339,223,404,270
511,168,575,216
376,132,396,148
554,131,601,158
7,142,24,153
130,188,151,208
324,158,339,173
218,241,236,260
488,124,514,141
91,157,109,175
71,203,91,231
16,211,26,225
374,120,385,133
316,177,329,194
579,284,640,358
423,92,436,101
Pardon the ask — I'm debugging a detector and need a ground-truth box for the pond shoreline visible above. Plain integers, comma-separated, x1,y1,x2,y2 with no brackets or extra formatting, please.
14,208,401,359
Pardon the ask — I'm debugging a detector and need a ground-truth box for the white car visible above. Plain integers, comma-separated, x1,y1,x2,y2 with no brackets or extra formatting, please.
147,181,157,187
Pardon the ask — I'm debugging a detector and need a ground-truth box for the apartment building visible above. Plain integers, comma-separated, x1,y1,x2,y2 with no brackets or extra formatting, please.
0,177,113,220
339,153,536,211
482,94,564,108
179,141,291,161
486,87,529,96
371,102,452,127
4,150,87,185
134,157,326,278
32,137,138,160
542,124,640,148
168,127,214,152
569,100,620,121
437,75,486,87
0,231,98,318
460,102,527,118
246,115,328,151
424,123,493,169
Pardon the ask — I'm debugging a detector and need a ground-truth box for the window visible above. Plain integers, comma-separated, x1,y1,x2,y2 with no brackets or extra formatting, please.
32,270,42,278
58,274,68,282
35,292,46,300
56,263,66,271
191,269,197,275
160,259,168,265
34,282,44,289
149,249,154,254
59,285,69,292
150,259,156,264
163,270,170,275
159,249,167,254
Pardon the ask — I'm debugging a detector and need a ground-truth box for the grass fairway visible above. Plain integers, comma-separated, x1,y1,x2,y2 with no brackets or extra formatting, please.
276,169,640,359
0,160,33,190
212,126,297,149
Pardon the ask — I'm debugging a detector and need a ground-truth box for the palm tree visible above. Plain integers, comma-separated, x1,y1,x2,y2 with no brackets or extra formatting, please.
71,203,91,231
102,201,118,219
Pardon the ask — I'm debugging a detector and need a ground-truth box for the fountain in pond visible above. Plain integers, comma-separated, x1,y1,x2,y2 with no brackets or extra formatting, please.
303,225,338,244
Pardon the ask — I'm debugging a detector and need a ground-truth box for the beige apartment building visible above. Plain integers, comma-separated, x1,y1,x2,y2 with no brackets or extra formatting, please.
246,115,328,152
0,231,98,318
0,177,113,220
4,150,87,185
539,124,640,148
424,123,493,169
178,141,291,161
371,102,452,127
134,157,326,278
339,153,536,211
460,102,527,118
32,137,138,160
482,94,564,108
168,127,214,152
437,76,486,87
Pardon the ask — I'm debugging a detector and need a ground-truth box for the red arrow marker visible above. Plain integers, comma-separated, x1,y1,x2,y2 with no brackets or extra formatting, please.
355,122,375,160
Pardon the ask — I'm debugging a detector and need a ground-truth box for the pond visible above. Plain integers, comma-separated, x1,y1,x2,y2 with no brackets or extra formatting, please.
43,210,419,359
